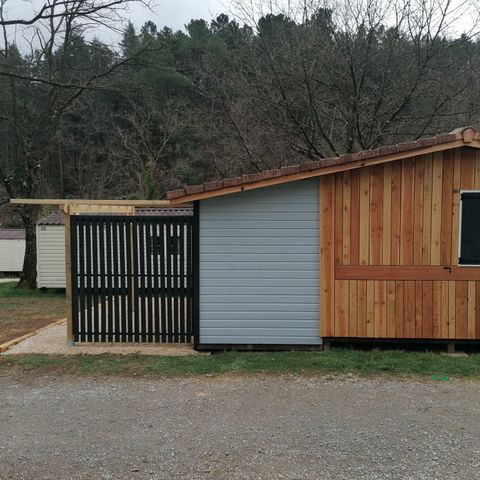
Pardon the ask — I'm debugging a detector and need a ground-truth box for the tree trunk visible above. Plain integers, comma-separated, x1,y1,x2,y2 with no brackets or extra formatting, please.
18,206,39,289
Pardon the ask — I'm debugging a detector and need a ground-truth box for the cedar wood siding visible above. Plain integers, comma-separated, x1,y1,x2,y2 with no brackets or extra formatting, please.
320,146,480,340
199,179,321,345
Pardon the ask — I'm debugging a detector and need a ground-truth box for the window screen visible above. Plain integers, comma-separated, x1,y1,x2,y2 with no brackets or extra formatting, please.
459,192,480,265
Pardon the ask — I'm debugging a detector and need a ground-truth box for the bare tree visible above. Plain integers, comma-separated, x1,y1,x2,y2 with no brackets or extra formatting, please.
112,101,185,198
0,0,152,288
225,0,480,159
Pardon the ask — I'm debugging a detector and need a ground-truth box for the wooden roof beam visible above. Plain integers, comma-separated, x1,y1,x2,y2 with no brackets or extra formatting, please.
9,199,188,207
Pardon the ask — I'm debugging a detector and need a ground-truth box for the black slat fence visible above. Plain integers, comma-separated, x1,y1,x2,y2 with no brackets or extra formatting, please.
71,215,194,343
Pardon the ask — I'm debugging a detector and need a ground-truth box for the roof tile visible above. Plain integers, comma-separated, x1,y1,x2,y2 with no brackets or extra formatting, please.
203,181,224,192
167,189,186,200
266,169,284,178
223,177,243,188
280,165,301,175
242,172,262,183
450,127,472,139
185,184,205,195
379,144,400,156
322,157,338,167
434,133,458,144
301,161,322,171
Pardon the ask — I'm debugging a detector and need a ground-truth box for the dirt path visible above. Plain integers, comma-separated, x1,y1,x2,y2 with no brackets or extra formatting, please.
1,373,479,479
3,322,201,356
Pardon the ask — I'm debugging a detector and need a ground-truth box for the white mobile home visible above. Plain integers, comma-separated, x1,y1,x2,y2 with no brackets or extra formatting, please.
0,229,25,273
36,213,66,288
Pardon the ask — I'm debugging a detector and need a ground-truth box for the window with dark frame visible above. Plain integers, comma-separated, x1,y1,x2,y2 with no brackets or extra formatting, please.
459,192,480,265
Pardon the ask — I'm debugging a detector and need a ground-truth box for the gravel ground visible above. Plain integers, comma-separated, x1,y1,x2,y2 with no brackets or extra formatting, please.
4,322,200,356
1,373,480,479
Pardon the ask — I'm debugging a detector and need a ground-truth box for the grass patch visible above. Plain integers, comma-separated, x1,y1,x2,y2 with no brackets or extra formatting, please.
0,281,63,298
2,349,480,379
0,281,65,344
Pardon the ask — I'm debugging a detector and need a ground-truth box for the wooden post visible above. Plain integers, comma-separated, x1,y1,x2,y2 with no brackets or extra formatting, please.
64,205,74,346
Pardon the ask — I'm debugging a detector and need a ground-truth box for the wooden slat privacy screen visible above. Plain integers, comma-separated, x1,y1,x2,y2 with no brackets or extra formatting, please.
320,147,480,340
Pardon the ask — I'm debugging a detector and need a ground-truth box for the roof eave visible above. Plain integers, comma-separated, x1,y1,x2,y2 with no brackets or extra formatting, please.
170,138,474,204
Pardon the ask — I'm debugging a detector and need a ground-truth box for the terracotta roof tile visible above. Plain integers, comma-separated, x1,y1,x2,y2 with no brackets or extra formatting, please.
450,127,472,136
301,161,322,171
241,173,261,183
167,189,186,200
322,157,340,167
185,184,205,195
223,177,243,187
280,165,301,175
203,181,224,192
379,145,400,156
268,169,285,178
242,171,275,183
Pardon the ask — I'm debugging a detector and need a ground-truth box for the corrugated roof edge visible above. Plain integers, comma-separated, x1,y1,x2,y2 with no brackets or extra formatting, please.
0,229,25,240
37,207,193,226
167,126,479,202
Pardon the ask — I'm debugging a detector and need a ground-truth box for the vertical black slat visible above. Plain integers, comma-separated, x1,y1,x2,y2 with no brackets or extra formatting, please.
126,218,134,342
138,219,147,342
192,202,200,347
145,220,154,342
170,221,176,342
98,218,106,342
77,219,86,342
178,221,186,342
85,218,93,342
178,221,184,342
91,219,99,342
120,220,128,342
185,218,192,341
159,221,167,342
152,222,161,342
172,220,180,342
166,219,173,342
132,219,140,342
70,217,79,342
105,219,113,342
112,220,120,342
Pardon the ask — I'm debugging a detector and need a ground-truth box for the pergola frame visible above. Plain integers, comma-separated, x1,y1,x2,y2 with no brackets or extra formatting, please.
10,198,189,345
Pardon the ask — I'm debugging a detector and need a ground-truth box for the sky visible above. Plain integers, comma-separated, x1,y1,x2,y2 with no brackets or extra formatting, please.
129,0,227,29
104,0,228,45
3,0,230,49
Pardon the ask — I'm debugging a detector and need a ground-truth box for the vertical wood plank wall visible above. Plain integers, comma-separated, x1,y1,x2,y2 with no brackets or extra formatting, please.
320,147,480,340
